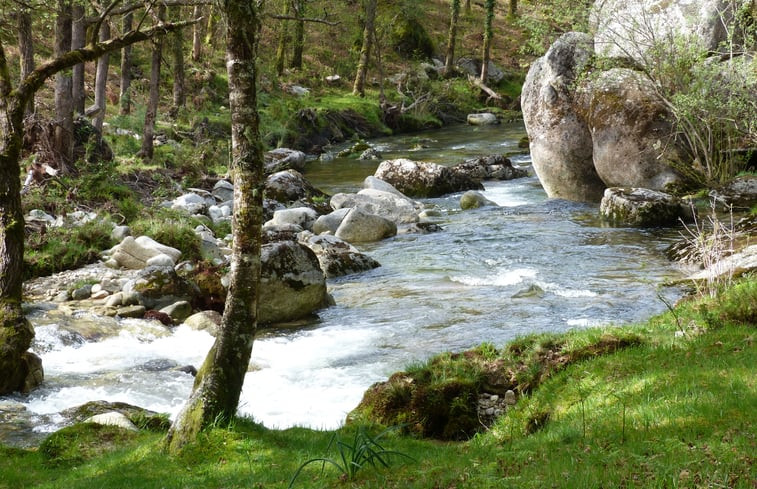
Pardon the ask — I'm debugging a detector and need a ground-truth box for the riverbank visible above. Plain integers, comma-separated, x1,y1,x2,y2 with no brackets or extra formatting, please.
1,274,754,488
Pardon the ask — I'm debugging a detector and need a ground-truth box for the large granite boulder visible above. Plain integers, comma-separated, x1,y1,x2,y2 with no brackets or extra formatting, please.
298,231,381,278
591,0,738,61
110,236,181,270
599,187,689,227
374,159,483,198
259,241,329,325
264,207,318,232
522,32,606,202
579,68,684,190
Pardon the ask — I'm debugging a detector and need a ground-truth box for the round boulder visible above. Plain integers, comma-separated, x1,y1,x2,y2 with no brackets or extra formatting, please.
299,231,381,278
460,191,498,210
334,208,398,243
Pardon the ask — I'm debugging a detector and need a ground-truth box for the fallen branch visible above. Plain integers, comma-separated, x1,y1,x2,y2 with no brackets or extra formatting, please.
468,74,501,103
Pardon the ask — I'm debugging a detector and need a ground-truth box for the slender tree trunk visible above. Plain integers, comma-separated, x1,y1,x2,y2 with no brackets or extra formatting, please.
509,0,517,18
55,0,74,168
353,0,377,97
119,12,133,115
140,4,166,160
465,0,472,15
171,11,186,117
290,0,305,69
192,5,204,62
16,7,35,115
93,19,111,136
444,0,461,77
72,3,86,115
275,0,291,75
481,0,494,83
165,0,263,453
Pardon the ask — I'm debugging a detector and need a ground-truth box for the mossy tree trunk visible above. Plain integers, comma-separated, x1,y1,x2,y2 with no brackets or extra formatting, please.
171,8,186,117
140,4,166,160
480,0,494,83
55,0,74,168
0,15,197,396
165,0,263,454
275,0,291,75
352,0,377,97
290,0,306,69
93,18,111,136
16,7,35,115
508,0,517,18
192,5,205,62
444,0,461,76
72,2,86,115
119,12,133,115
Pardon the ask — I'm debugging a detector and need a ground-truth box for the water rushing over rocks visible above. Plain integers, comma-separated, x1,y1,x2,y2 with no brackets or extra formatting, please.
1,122,688,446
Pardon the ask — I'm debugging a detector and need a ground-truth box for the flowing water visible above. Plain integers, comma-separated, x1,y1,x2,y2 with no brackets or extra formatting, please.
2,122,688,446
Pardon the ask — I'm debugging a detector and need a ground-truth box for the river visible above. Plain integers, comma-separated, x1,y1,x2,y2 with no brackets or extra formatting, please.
1,122,688,446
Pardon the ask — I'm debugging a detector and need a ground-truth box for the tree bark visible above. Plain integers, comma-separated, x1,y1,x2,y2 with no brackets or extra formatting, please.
119,12,133,115
481,0,494,83
165,0,263,453
72,3,86,115
55,0,74,169
93,19,111,136
140,4,166,160
16,8,35,115
290,0,305,69
464,0,471,15
444,0,461,77
275,0,291,75
352,0,377,97
509,0,517,18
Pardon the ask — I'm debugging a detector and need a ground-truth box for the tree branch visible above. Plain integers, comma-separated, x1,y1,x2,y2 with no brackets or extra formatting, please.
84,0,214,25
15,19,199,106
268,13,339,26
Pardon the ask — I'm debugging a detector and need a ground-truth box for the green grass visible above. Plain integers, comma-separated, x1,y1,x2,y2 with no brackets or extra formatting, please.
3,279,754,488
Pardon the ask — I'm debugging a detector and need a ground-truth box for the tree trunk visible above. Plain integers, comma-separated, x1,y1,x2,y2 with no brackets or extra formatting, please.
353,0,377,97
192,5,205,62
275,0,291,75
55,0,74,168
165,0,263,453
464,0,472,15
0,42,36,395
140,4,166,160
72,3,86,115
509,0,517,18
481,0,494,83
93,19,111,136
119,12,133,115
290,0,305,69
444,0,461,77
16,7,35,115
171,11,186,117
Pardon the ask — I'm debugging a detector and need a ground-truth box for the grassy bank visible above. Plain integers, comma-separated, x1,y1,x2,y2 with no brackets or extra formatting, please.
2,277,754,488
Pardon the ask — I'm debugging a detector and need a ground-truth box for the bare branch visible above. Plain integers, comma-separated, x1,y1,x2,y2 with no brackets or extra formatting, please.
268,14,339,26
16,19,199,105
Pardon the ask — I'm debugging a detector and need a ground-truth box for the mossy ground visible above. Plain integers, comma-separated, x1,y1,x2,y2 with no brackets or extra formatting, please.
2,277,754,488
